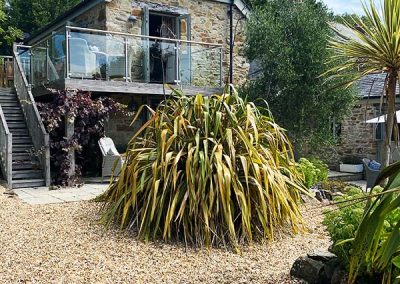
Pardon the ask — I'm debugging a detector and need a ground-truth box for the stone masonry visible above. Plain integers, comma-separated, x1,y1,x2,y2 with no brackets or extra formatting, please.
337,101,378,161
74,0,249,86
70,0,249,148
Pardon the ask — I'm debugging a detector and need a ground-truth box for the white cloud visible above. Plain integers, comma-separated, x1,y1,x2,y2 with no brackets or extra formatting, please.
321,0,364,14
321,0,384,15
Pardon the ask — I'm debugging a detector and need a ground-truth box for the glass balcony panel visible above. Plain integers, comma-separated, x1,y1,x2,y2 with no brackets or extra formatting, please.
31,41,48,87
127,37,178,84
69,31,125,81
184,44,222,87
48,30,66,82
17,47,31,84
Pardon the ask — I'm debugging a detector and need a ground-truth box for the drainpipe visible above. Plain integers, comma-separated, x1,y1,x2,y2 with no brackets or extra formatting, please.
229,0,234,86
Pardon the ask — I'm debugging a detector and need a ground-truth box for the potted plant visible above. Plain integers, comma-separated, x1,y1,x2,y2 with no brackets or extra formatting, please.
339,156,364,173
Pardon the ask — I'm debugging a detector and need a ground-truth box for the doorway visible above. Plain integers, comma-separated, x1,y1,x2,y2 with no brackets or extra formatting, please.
148,13,177,83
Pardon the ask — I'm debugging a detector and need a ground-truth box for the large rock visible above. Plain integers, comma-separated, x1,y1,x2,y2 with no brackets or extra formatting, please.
331,266,348,284
290,256,324,284
307,251,337,262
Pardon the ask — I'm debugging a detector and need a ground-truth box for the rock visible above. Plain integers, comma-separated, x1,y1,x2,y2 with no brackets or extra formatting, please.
332,192,344,197
331,266,348,284
307,251,337,262
322,258,341,283
290,256,324,284
321,190,333,201
315,191,323,202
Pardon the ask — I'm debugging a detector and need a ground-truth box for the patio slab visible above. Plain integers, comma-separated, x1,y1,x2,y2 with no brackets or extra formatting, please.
13,183,109,205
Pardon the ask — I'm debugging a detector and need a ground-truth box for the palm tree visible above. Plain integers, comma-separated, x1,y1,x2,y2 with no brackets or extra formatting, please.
328,0,400,167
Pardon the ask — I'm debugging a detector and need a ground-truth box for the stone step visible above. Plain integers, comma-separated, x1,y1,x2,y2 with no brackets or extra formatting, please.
328,171,364,182
12,170,43,179
12,179,45,189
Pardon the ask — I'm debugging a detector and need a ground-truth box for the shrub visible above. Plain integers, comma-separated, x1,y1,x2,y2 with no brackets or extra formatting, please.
323,187,366,269
317,180,360,193
323,181,400,281
348,161,400,283
297,157,328,188
100,89,306,250
37,90,123,185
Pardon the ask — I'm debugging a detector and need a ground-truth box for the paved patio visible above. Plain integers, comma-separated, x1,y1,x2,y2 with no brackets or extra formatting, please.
13,183,109,205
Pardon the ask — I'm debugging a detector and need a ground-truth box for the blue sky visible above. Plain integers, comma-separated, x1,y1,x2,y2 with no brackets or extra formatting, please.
321,0,364,15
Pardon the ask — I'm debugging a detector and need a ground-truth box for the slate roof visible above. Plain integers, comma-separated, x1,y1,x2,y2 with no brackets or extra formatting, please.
357,73,400,98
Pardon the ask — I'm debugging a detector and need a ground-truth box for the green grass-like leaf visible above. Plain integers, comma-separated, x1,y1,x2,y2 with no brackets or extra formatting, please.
99,87,305,250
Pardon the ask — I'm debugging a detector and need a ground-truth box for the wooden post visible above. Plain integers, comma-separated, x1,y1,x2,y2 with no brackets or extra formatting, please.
65,114,75,185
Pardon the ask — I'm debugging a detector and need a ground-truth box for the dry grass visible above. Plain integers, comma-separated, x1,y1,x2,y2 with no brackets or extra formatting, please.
0,186,330,283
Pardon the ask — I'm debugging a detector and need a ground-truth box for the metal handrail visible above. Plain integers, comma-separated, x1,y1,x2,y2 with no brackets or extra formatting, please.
66,26,224,47
13,45,50,186
0,105,12,187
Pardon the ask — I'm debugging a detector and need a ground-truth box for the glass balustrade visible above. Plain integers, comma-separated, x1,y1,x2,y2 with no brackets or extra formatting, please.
19,26,223,88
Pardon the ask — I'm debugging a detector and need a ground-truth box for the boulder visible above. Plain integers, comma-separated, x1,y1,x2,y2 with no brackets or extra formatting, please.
307,251,337,262
290,256,324,284
331,266,348,284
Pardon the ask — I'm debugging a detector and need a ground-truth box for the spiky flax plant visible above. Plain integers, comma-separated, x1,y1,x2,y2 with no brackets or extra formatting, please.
100,88,306,250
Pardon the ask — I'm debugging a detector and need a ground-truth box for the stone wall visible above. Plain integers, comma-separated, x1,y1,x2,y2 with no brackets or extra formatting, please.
104,94,146,150
104,0,249,85
71,0,250,149
337,101,379,162
73,3,107,30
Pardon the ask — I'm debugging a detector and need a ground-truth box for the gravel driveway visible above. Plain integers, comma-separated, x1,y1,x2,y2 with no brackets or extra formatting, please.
0,186,330,283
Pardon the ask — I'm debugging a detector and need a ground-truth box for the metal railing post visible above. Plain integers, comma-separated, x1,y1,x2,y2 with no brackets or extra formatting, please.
124,37,129,82
219,47,223,87
66,27,70,79
46,40,49,82
175,41,180,85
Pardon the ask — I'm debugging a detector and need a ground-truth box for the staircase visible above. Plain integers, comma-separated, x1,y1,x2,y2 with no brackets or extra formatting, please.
0,87,45,188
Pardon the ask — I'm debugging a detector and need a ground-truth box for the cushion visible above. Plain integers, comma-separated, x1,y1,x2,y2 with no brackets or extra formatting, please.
368,160,381,170
107,147,119,156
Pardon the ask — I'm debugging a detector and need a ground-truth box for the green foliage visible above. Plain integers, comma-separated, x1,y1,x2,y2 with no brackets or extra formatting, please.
7,0,81,34
323,187,367,270
0,0,22,51
318,179,356,193
349,160,400,283
100,89,306,250
327,0,400,167
2,0,80,53
243,0,356,148
332,13,372,28
297,158,328,188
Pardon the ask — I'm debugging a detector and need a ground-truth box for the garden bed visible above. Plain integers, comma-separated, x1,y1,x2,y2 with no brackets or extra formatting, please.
0,186,330,283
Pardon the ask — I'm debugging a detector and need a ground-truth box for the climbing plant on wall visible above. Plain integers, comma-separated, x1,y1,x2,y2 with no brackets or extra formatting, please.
37,90,123,186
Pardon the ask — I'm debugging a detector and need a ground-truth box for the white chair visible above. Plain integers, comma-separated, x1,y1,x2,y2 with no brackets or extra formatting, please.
98,137,123,180
69,38,98,78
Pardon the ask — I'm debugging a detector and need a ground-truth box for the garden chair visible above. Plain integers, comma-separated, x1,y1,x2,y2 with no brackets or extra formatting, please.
98,137,123,180
362,158,381,190
69,38,98,78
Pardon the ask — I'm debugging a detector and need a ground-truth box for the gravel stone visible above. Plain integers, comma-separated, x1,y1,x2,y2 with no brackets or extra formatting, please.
0,186,330,283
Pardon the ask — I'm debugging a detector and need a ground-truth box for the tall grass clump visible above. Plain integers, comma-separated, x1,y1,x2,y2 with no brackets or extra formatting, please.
100,88,306,250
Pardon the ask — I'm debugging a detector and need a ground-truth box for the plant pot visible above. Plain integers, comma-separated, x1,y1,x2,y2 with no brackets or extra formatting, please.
339,164,364,173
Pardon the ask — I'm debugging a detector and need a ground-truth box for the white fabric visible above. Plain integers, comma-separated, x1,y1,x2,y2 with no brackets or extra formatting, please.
69,38,98,77
366,110,400,124
99,137,119,156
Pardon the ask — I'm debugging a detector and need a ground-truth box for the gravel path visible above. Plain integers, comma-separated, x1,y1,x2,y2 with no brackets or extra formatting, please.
0,186,330,283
